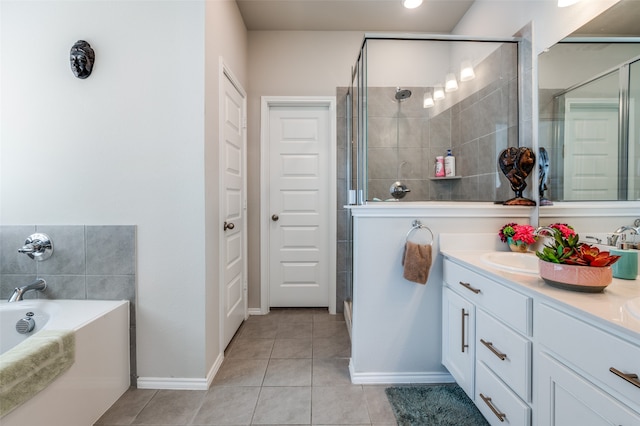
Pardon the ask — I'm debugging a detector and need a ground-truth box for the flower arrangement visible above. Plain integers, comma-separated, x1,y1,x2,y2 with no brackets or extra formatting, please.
498,223,537,245
535,223,620,267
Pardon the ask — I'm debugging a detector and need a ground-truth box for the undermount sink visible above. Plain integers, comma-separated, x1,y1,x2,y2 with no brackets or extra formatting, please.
481,251,539,275
623,297,640,321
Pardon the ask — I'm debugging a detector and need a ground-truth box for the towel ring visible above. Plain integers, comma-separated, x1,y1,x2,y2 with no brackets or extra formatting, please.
405,220,434,245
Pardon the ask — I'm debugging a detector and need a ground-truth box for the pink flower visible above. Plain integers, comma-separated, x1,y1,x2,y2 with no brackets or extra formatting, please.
512,224,537,244
550,223,576,239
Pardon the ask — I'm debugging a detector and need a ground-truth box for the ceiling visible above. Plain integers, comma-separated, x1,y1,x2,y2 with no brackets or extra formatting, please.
236,0,640,35
571,0,640,36
235,0,475,32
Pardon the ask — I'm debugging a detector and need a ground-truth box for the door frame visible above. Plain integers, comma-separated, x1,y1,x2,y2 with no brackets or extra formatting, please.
219,57,248,352
260,96,337,315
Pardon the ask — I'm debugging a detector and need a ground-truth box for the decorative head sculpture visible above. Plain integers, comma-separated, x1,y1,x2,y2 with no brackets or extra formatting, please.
70,40,95,79
498,146,536,206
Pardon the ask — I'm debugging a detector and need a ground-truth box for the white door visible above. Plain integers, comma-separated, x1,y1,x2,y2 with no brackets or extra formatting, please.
564,99,619,200
220,66,247,349
267,103,333,308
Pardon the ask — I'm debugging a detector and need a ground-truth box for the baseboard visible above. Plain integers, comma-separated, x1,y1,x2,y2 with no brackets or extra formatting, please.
136,376,209,390
248,307,265,316
137,352,224,390
348,359,455,385
206,352,224,388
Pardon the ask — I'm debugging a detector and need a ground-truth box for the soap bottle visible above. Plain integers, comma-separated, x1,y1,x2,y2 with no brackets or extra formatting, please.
444,149,456,177
435,156,445,177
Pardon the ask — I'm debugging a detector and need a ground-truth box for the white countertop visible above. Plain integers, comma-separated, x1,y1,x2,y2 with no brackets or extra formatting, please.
439,234,640,342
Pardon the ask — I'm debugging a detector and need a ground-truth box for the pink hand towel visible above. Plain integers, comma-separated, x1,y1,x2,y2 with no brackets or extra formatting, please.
402,241,432,285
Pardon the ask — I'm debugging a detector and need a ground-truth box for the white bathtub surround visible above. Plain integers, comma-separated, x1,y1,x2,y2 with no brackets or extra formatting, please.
0,330,75,417
0,300,130,426
0,225,137,385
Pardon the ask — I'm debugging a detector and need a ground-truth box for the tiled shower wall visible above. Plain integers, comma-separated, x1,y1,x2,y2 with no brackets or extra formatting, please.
365,43,520,203
0,225,137,384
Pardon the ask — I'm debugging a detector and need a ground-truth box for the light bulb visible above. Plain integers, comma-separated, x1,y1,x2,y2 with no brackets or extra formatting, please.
445,73,458,92
460,60,475,81
433,85,445,101
423,92,434,108
402,0,423,9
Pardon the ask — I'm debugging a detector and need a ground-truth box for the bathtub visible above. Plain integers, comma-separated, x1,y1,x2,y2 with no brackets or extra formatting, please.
0,299,130,426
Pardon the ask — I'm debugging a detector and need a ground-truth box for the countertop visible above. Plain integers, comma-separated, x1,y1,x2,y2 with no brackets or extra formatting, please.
439,235,640,342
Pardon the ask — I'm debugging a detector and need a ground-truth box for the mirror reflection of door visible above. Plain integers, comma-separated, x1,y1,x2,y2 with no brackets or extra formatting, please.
563,98,619,200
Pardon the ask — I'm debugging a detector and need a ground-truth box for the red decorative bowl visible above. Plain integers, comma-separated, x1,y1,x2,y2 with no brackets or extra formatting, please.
538,259,613,293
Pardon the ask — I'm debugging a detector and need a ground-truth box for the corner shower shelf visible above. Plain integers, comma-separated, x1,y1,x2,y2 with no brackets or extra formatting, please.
429,176,462,181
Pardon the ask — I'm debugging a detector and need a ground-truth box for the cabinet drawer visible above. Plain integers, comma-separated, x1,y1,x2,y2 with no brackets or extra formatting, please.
477,309,531,402
444,260,532,335
476,361,531,426
537,302,640,411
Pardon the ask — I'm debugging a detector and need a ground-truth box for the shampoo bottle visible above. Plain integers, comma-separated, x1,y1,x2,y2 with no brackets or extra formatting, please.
444,149,456,177
435,156,445,177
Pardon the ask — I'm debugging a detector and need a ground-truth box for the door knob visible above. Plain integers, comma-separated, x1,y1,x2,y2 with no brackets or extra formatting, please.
223,221,235,231
271,214,279,222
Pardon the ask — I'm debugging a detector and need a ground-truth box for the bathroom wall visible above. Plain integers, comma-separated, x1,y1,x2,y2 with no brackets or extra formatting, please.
0,225,137,383
1,0,248,386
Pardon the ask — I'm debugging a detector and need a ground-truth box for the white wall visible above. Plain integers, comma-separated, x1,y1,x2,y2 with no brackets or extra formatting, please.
1,0,248,384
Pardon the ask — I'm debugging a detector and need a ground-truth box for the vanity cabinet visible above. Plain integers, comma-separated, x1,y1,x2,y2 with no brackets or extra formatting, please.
442,286,475,397
536,302,640,425
442,259,533,426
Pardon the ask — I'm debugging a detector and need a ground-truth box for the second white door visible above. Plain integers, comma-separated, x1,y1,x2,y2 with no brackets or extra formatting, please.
268,104,331,307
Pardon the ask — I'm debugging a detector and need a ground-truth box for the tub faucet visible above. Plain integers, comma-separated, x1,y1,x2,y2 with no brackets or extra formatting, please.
608,226,639,247
8,278,47,302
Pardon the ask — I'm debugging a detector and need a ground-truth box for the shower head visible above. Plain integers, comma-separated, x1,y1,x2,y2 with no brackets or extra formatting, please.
395,88,412,101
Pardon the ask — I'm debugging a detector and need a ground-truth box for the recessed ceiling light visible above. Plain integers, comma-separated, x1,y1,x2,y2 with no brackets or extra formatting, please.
402,0,423,9
558,0,580,7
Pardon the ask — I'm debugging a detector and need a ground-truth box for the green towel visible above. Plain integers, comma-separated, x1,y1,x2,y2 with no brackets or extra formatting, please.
0,330,75,418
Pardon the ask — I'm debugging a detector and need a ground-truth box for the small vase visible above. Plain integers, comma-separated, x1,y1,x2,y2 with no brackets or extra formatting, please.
507,237,528,253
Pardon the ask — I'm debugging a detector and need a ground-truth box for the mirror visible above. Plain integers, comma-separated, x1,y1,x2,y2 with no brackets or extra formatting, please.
538,1,640,202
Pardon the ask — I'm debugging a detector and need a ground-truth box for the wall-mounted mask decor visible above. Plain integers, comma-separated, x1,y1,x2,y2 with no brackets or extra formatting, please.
70,40,95,79
498,147,536,206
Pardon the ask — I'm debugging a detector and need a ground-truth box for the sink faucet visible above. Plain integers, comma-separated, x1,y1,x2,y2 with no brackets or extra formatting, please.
534,226,557,238
8,278,47,302
608,226,639,247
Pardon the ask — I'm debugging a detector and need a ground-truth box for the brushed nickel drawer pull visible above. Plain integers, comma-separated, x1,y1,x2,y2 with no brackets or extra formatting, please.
480,393,506,422
459,281,481,294
610,367,640,388
461,309,469,353
480,339,507,360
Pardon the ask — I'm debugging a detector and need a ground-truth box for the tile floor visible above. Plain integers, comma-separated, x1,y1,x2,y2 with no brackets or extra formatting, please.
95,308,398,425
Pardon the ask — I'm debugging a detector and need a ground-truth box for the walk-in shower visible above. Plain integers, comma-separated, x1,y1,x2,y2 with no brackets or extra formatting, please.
341,33,524,322
347,34,521,205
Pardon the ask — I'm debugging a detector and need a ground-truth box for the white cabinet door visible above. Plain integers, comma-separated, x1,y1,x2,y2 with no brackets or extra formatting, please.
537,351,640,426
442,286,475,399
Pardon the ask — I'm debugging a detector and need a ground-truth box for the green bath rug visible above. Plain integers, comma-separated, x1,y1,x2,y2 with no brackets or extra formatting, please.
385,384,489,426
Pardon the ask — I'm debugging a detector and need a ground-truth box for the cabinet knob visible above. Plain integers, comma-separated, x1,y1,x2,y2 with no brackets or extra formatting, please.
223,221,235,231
271,214,279,222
